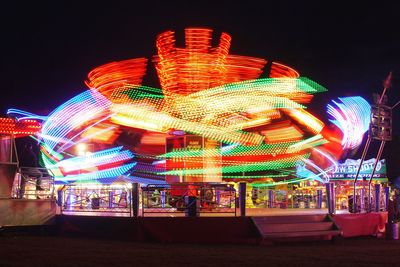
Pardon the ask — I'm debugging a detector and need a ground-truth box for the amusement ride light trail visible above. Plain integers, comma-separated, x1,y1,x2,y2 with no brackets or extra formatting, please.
2,27,371,188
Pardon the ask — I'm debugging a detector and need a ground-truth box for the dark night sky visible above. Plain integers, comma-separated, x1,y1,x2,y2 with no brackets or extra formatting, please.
0,1,399,127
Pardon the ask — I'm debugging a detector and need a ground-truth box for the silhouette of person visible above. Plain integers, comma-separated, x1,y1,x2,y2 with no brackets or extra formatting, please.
19,143,43,197
388,190,400,223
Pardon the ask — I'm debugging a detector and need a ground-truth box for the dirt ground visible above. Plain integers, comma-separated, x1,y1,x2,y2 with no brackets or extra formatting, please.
1,233,400,267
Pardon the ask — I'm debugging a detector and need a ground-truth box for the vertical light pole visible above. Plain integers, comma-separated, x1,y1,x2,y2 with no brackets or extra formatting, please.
353,72,393,213
367,80,393,212
239,182,246,217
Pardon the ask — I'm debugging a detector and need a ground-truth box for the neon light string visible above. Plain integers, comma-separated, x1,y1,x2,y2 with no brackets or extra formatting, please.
111,104,264,145
7,109,48,121
252,177,310,187
163,154,309,175
37,133,74,149
223,174,290,179
55,163,136,183
313,147,338,170
327,96,370,149
188,77,326,98
301,158,330,183
283,108,325,134
74,125,116,144
55,146,134,173
162,140,307,160
114,78,325,133
55,113,114,153
286,134,327,153
41,90,111,151
41,153,63,178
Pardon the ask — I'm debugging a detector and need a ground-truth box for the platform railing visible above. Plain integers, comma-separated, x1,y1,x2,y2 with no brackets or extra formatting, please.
346,185,388,213
60,185,132,216
141,183,237,216
251,185,389,213
13,167,55,200
252,188,325,209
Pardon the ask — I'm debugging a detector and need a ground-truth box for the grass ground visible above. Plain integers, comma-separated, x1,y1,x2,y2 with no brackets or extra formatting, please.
1,233,400,267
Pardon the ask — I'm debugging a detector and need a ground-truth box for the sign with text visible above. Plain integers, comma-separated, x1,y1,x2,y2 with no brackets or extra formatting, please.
328,158,386,179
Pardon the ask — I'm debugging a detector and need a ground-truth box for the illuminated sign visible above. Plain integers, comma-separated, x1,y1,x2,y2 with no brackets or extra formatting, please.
328,158,386,179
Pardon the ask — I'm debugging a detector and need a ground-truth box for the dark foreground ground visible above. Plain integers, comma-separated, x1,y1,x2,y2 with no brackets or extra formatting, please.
1,232,400,267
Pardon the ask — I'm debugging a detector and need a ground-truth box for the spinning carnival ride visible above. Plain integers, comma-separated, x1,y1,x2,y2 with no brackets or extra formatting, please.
4,28,371,187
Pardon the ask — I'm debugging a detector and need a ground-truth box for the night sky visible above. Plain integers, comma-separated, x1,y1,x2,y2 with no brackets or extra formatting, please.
1,1,399,147
1,1,399,110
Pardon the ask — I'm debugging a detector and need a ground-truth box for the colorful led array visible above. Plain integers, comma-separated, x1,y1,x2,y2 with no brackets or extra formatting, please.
154,28,267,98
85,58,148,97
0,117,41,137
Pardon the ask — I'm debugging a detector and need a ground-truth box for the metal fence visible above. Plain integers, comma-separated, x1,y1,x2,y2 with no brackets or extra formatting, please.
251,184,388,213
60,185,132,216
349,185,388,213
13,167,55,200
141,183,237,216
